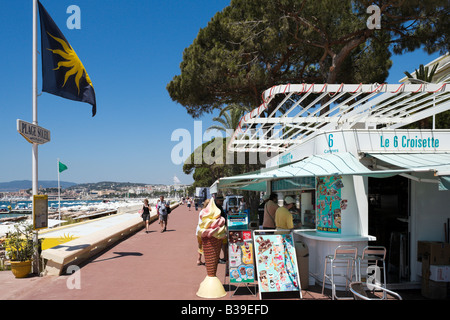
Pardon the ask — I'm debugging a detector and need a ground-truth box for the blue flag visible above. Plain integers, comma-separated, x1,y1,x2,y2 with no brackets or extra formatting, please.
38,1,96,116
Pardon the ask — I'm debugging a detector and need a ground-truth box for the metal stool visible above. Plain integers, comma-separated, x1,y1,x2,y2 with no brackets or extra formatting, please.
322,245,358,300
357,246,387,299
349,281,402,300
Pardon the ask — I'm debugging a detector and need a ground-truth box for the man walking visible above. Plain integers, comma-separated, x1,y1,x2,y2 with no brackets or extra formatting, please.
158,195,170,232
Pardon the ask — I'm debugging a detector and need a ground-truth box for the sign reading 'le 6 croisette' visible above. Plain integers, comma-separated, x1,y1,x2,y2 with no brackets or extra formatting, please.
17,119,51,145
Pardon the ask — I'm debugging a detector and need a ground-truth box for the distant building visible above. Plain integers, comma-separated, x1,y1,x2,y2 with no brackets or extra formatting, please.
399,52,450,83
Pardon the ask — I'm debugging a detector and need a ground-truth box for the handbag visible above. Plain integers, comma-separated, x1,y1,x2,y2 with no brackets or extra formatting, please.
166,206,171,214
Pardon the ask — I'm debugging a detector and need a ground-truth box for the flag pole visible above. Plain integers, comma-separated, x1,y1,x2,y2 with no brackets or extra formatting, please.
58,159,61,220
32,0,40,276
32,0,38,196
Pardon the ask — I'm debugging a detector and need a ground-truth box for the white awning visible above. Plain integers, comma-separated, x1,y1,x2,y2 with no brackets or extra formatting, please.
366,152,450,191
218,152,408,190
366,153,450,175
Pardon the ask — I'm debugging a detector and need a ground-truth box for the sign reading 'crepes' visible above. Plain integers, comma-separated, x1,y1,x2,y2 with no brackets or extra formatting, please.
17,119,51,145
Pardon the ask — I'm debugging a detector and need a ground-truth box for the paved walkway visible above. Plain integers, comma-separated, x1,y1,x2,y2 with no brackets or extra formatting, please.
0,204,427,302
1,204,293,300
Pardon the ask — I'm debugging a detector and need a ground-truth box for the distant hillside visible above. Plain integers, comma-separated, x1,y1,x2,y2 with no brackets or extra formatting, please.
0,180,77,192
67,181,147,190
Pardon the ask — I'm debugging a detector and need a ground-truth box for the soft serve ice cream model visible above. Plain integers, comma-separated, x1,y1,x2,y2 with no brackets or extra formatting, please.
196,198,227,298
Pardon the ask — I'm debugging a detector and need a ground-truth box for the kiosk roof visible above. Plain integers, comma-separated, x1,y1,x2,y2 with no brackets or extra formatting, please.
228,83,450,153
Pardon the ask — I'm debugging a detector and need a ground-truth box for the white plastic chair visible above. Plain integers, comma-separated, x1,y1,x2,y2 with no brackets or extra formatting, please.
322,245,358,300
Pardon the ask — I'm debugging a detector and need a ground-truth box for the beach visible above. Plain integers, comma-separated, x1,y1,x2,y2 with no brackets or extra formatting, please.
0,198,166,237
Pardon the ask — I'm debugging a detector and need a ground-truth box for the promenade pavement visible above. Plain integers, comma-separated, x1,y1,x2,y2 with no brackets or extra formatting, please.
0,203,430,303
1,203,327,301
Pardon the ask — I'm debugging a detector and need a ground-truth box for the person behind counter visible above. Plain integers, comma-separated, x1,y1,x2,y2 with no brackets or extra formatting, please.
275,196,301,230
258,194,269,228
262,193,278,230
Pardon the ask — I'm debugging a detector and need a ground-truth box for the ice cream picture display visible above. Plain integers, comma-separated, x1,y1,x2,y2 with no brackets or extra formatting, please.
254,234,300,293
316,175,347,233
228,230,254,283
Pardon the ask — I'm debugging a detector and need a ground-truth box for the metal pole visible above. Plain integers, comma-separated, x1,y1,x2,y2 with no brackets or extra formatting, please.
433,96,436,130
32,0,38,195
58,158,61,220
32,0,40,275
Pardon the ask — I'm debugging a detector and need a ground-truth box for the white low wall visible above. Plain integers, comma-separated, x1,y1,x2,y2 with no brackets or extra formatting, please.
42,202,180,276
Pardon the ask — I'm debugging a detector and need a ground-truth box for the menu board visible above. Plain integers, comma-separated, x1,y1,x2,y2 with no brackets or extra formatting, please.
227,214,248,230
228,230,255,283
316,175,344,233
254,233,300,294
33,195,48,230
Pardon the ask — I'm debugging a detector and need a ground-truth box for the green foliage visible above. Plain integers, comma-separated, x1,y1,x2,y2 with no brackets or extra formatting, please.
5,222,35,262
404,63,440,83
167,0,449,118
404,62,450,129
182,135,265,190
183,138,231,188
207,104,253,133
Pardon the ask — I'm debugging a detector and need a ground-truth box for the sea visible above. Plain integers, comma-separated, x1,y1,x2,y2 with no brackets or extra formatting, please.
0,199,108,218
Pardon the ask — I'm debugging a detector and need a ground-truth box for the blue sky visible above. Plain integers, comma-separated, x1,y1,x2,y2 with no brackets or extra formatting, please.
0,0,442,185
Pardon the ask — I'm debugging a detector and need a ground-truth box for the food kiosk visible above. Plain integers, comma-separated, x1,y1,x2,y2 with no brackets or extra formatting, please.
217,82,450,289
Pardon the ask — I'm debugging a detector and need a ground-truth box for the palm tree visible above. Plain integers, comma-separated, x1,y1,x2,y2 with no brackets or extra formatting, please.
403,63,450,129
404,63,439,84
206,104,252,134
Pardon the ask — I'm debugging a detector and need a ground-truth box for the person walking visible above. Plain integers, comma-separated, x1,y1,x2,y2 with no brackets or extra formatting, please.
157,195,170,232
141,198,151,233
187,197,192,211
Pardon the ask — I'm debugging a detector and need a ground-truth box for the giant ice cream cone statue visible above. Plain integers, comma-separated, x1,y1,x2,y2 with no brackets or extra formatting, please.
196,198,227,298
202,236,222,277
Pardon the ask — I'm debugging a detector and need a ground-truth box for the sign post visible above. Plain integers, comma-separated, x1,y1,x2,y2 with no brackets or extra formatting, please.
17,118,50,276
33,195,48,230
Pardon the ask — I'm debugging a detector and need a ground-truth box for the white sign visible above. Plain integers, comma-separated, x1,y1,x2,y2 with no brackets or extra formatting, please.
17,119,51,145
266,129,450,167
356,130,448,152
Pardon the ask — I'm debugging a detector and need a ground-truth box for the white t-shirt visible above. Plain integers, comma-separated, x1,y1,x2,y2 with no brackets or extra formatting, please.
158,200,169,215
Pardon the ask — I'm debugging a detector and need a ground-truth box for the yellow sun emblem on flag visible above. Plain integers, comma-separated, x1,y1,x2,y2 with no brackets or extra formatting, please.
46,32,94,94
